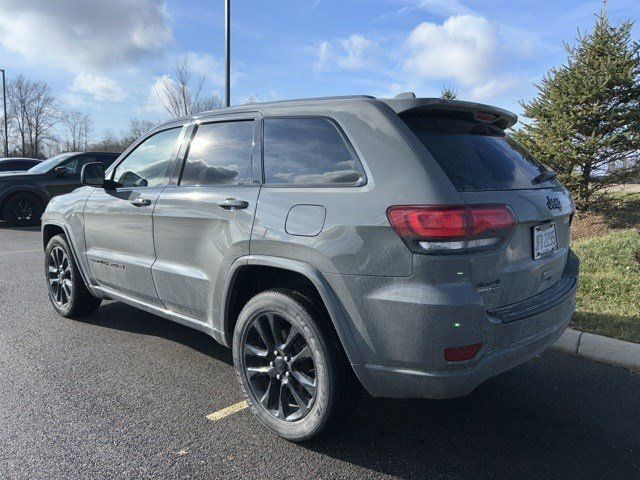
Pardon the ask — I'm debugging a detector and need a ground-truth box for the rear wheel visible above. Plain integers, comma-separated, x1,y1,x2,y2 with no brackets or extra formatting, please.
3,193,43,226
45,234,102,318
233,289,354,441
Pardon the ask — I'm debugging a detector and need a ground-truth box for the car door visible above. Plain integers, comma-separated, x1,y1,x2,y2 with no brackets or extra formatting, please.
83,126,186,306
45,154,98,197
151,116,261,322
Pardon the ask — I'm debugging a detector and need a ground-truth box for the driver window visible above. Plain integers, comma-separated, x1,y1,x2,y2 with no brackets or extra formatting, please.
113,127,182,188
63,159,79,174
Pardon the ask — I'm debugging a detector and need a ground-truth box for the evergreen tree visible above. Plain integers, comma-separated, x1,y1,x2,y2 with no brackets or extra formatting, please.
440,85,459,100
513,7,640,209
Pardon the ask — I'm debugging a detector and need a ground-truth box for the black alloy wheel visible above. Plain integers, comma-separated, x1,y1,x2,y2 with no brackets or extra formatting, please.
242,311,317,422
3,193,43,226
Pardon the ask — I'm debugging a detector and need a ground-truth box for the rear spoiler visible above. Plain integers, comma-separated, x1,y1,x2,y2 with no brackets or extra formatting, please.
380,97,518,130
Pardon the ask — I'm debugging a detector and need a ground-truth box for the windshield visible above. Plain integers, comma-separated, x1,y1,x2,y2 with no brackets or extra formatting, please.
27,153,76,174
402,115,559,191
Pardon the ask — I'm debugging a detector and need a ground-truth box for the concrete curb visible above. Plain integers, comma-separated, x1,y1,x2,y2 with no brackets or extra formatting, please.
553,328,640,370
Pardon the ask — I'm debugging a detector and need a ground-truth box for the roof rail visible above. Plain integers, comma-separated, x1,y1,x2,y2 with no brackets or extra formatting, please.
254,94,375,107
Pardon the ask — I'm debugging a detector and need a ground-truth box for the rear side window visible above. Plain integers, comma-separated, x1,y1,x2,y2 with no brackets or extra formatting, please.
403,115,558,191
0,160,22,170
181,121,255,186
263,117,365,186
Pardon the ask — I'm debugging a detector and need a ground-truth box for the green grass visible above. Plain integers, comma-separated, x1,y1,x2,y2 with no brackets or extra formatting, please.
571,229,640,343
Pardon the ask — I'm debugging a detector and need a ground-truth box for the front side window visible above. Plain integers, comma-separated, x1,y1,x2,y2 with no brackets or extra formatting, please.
113,128,181,188
263,117,365,186
180,121,255,186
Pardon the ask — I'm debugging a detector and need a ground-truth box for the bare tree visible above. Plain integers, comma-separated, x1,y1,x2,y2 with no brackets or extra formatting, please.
123,118,159,144
91,129,125,153
154,55,222,118
61,109,93,151
7,75,59,158
243,93,260,104
90,118,160,153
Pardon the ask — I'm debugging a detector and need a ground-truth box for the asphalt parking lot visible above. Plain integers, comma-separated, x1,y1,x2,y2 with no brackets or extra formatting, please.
1,223,639,479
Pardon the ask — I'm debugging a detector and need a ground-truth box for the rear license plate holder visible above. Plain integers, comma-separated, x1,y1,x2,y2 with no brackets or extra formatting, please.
533,223,557,259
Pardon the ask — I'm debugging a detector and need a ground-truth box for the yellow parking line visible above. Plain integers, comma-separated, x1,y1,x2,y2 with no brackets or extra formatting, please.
206,400,248,422
0,249,41,255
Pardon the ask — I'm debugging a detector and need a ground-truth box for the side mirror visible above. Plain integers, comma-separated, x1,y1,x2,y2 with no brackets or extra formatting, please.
81,162,105,187
54,165,69,176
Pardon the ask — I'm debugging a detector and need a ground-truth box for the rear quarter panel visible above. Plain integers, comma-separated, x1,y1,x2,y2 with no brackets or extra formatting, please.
250,100,464,277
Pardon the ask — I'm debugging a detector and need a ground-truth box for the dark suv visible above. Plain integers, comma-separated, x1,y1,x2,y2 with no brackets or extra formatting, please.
0,157,41,172
0,151,120,226
41,95,578,440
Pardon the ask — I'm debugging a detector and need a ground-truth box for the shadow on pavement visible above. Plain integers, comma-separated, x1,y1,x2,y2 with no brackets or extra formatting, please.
0,220,40,232
69,299,639,479
79,301,233,366
306,350,640,479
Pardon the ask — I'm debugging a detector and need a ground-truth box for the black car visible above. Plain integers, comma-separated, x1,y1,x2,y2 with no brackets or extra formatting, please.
0,157,41,172
0,151,121,226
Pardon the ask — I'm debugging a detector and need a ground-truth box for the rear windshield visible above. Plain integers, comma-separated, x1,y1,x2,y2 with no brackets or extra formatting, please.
402,115,558,191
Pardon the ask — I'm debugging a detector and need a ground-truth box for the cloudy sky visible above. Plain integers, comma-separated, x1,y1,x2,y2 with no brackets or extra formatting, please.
0,0,638,138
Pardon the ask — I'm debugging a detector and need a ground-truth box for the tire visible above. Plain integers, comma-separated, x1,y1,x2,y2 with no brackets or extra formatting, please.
233,288,354,441
45,234,102,318
2,192,43,226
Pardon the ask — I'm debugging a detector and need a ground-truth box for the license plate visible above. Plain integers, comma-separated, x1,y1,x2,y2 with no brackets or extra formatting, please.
533,223,557,259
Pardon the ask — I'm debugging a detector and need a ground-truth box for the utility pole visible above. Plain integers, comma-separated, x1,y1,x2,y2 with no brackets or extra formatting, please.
224,0,231,108
1,68,7,157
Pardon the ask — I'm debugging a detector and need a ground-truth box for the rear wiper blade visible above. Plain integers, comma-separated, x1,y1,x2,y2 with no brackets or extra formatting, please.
533,169,557,184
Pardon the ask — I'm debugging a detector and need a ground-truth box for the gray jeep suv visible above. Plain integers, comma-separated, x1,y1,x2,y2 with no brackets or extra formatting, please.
41,95,579,441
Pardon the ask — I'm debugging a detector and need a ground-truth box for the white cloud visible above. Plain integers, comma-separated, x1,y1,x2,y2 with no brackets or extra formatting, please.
403,15,500,88
338,34,376,70
467,77,521,101
315,34,377,72
0,0,172,71
69,73,126,100
411,0,473,16
376,0,473,23
186,52,226,87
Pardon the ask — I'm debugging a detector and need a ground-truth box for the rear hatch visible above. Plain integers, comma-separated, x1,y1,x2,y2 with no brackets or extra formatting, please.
398,103,574,310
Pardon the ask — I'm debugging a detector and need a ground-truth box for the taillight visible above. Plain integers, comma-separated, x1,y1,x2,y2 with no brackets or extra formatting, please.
387,204,516,254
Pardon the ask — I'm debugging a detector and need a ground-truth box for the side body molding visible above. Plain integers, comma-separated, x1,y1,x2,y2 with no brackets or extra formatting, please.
220,255,365,367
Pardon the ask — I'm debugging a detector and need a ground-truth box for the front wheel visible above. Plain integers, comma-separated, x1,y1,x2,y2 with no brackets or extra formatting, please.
232,289,354,441
2,193,43,226
45,234,102,318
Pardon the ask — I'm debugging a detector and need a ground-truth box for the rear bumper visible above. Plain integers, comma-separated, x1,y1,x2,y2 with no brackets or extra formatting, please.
353,288,574,398
333,250,579,399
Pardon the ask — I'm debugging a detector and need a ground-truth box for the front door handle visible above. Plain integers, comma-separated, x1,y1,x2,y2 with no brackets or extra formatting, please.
218,198,249,210
131,197,152,207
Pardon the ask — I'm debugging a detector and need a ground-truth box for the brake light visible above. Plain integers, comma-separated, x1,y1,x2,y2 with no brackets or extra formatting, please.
475,111,497,122
387,205,516,254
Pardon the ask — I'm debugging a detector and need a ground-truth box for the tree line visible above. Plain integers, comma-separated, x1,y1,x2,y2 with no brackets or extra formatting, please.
2,12,636,210
0,55,223,158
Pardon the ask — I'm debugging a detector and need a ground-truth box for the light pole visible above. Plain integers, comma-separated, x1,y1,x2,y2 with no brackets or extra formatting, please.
224,0,231,108
1,68,7,157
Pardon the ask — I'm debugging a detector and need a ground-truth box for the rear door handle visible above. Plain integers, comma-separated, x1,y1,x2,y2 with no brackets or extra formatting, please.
131,197,152,207
218,198,249,210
